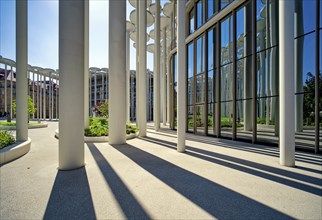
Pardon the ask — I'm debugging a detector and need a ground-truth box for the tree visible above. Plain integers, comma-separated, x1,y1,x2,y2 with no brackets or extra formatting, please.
303,72,322,125
12,96,36,118
95,99,109,117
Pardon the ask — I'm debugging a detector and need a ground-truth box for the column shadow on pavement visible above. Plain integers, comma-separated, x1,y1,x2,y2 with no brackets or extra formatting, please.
112,142,293,220
43,167,96,220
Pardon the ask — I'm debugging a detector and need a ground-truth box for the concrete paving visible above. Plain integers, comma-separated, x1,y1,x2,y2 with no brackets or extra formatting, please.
0,121,321,219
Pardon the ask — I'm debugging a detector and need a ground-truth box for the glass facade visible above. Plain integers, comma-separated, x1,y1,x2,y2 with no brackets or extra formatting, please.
181,0,322,152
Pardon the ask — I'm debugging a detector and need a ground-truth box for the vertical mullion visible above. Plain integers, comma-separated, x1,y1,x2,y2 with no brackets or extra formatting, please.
315,0,320,153
194,40,197,133
252,0,257,143
232,10,237,140
205,30,209,135
216,23,221,137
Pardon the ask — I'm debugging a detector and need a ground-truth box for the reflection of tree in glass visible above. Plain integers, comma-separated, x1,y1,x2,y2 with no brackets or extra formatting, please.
303,72,322,126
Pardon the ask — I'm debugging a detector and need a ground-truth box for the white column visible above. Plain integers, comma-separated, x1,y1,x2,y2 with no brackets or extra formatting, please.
10,66,13,117
162,28,167,126
43,75,46,119
126,31,130,122
94,71,97,106
109,0,126,144
279,0,295,167
84,0,89,128
59,0,85,170
138,0,147,137
49,74,52,120
167,50,170,124
4,65,7,113
177,0,186,153
136,0,140,126
32,71,35,119
37,72,40,120
154,0,161,130
16,0,28,142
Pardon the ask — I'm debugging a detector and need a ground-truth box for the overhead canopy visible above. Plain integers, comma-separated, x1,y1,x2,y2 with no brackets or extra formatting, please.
128,0,152,8
162,2,174,17
130,9,154,27
126,21,135,32
160,15,170,29
130,31,150,42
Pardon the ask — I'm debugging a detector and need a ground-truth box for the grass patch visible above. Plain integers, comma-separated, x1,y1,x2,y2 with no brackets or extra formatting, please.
0,131,15,149
0,121,41,126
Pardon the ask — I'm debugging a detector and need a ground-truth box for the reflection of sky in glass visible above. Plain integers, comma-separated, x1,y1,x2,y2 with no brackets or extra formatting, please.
188,43,194,78
301,33,315,86
197,35,205,73
208,0,214,18
297,0,316,36
208,30,214,70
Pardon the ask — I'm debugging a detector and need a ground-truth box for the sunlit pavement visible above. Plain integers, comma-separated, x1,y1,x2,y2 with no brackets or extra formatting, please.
1,121,321,219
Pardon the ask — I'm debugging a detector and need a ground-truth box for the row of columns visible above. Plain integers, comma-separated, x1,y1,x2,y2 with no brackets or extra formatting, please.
13,0,295,170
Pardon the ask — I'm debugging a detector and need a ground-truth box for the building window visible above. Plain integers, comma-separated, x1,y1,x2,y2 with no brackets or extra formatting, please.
207,0,218,19
196,0,205,29
189,8,195,34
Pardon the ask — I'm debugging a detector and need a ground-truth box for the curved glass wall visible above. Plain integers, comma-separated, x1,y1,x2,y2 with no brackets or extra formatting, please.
184,0,321,152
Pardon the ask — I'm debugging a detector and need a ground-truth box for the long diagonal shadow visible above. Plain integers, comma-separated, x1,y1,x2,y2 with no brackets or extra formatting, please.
112,143,293,219
143,137,322,196
86,143,150,219
43,168,96,220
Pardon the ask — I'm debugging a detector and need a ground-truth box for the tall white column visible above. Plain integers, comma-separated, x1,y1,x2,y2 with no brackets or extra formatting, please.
162,28,167,126
4,65,7,113
10,66,13,117
49,74,52,120
136,0,140,126
43,75,46,119
154,1,161,130
16,0,28,142
94,71,97,106
37,73,40,120
138,0,147,137
59,0,85,170
32,71,35,119
177,0,186,153
84,0,89,128
109,0,126,144
126,31,130,122
279,0,295,167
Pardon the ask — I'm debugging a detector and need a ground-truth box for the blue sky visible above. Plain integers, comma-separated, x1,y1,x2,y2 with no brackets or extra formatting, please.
0,0,169,71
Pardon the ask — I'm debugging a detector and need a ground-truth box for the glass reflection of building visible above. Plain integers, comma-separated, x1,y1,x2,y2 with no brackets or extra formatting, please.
169,0,321,152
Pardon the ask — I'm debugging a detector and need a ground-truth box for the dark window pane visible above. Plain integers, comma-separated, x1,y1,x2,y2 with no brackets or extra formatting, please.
208,70,214,103
208,0,218,18
208,29,215,70
187,77,194,105
236,100,253,141
196,35,205,74
220,0,233,10
295,0,316,37
188,43,194,78
188,106,194,132
208,103,215,135
196,105,205,133
221,63,233,101
196,0,205,28
236,3,252,59
295,33,315,94
196,74,205,103
221,15,233,65
221,101,233,138
237,57,253,100
189,8,195,34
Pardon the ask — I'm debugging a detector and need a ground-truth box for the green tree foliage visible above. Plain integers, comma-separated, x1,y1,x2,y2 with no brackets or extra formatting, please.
303,72,322,126
0,131,15,149
95,99,109,117
12,96,36,117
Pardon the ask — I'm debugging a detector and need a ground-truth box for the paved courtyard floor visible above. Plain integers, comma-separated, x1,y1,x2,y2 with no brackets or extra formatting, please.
0,121,321,219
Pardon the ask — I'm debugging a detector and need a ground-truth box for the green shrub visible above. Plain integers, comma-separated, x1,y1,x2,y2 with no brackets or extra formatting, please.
0,131,15,149
126,123,139,134
85,117,109,137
